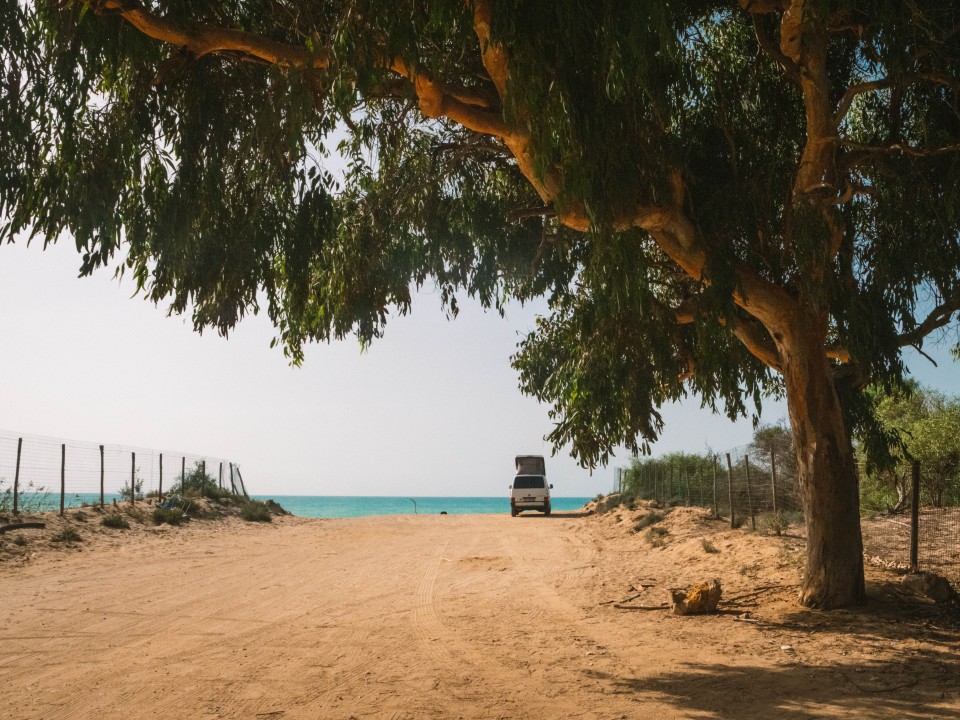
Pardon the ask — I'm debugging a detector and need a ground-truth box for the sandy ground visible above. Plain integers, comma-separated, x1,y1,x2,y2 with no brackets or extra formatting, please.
1,501,959,719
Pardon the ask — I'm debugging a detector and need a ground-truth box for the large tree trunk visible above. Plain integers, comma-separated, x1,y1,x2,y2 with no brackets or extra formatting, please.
779,311,866,609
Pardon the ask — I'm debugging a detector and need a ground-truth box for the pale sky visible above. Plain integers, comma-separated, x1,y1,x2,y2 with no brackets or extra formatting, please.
1,236,957,497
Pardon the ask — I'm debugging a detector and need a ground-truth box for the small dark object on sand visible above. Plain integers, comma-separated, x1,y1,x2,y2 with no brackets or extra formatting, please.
0,522,46,534
440,511,448,515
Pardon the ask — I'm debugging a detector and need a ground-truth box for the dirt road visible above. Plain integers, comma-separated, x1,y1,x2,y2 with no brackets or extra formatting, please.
2,509,958,719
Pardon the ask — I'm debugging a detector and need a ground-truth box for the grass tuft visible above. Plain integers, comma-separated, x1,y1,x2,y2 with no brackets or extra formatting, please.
152,507,184,526
646,526,669,547
51,527,82,543
632,510,666,533
701,538,719,554
239,500,272,522
101,514,130,530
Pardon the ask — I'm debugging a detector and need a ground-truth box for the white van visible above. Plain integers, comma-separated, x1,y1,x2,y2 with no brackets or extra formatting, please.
510,455,553,516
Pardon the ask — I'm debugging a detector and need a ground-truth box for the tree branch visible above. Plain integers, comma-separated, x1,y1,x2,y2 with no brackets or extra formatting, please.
732,315,783,372
840,140,960,158
669,295,783,372
835,73,960,127
751,15,800,81
390,58,510,138
897,299,960,347
98,0,329,68
738,0,789,13
834,78,894,127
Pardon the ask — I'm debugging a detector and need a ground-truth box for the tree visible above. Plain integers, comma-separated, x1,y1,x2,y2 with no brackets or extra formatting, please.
862,383,960,509
749,422,796,481
2,2,960,608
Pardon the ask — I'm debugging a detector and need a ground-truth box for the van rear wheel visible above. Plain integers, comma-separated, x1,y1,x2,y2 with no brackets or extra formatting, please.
511,508,518,517
544,504,551,516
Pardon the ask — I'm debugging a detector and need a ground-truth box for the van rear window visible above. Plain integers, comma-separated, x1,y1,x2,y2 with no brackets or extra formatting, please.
513,475,545,489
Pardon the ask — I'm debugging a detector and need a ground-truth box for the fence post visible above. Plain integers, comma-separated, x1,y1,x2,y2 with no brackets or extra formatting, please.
910,460,921,572
13,437,22,515
698,466,704,507
201,460,206,497
159,453,164,501
712,456,718,518
235,467,249,498
60,443,65,516
725,453,735,528
99,444,104,507
744,455,755,530
131,451,136,506
770,448,779,533
219,462,223,491
181,457,186,492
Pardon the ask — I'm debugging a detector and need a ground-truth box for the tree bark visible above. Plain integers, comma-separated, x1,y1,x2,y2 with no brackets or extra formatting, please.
778,309,866,608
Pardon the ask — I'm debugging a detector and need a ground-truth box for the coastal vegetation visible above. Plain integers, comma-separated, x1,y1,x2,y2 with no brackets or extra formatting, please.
3,3,960,608
101,513,130,530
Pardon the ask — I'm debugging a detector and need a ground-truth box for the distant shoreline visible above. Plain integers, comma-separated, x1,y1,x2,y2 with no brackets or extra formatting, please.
249,495,594,519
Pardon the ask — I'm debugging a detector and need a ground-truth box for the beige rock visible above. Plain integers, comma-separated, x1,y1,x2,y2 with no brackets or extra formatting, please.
668,579,722,615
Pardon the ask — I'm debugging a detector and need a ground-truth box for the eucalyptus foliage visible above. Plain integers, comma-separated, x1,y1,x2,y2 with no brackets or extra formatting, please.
1,0,959,477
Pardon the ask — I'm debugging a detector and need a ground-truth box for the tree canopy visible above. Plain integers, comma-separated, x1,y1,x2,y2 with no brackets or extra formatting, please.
860,381,960,510
3,1,960,607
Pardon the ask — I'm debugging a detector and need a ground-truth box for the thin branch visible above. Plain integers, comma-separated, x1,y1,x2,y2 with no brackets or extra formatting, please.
509,206,556,222
835,73,960,127
834,78,893,127
841,140,960,158
897,299,960,347
911,344,939,367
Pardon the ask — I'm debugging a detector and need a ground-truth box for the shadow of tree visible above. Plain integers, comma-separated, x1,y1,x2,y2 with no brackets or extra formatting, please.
586,592,960,719
585,654,960,719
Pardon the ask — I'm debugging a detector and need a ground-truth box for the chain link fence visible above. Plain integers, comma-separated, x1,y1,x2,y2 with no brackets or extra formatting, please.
617,445,960,587
860,462,960,586
617,442,803,533
0,428,245,514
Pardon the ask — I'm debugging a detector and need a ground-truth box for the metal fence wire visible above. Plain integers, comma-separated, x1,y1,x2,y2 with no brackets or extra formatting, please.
618,443,803,532
617,445,960,587
0,428,246,513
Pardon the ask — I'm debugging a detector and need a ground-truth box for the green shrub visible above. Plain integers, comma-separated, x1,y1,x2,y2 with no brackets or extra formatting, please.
596,491,639,515
12,534,27,546
171,462,236,500
51,527,82,543
152,507,184,525
633,510,666,532
120,476,144,502
239,500,272,522
646,526,669,547
101,513,130,530
0,478,49,514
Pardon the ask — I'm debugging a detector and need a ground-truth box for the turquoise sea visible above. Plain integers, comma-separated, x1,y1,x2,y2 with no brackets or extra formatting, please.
252,495,594,518
16,493,592,518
